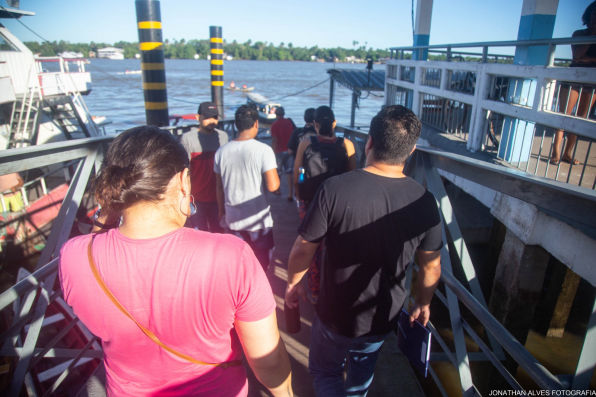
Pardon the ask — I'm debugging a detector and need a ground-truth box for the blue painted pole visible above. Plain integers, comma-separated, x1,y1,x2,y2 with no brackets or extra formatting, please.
413,0,433,60
498,0,558,163
514,0,558,65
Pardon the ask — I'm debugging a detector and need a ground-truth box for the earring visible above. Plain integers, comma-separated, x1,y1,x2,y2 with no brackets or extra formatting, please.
190,196,197,216
92,207,120,229
180,194,197,217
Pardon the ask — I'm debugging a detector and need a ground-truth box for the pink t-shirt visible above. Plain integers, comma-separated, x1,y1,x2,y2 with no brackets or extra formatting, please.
59,228,276,396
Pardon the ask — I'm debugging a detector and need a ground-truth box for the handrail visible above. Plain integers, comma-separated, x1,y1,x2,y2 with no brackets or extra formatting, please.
0,259,58,312
390,36,596,65
0,136,114,175
390,36,596,52
0,136,110,396
440,270,564,390
411,148,595,392
384,53,596,189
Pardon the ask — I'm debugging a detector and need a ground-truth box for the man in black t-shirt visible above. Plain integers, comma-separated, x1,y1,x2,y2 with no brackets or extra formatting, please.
285,105,442,396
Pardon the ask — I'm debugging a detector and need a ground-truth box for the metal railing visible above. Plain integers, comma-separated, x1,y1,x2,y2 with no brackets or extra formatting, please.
339,125,596,395
1,129,595,395
0,137,112,396
385,37,596,190
389,37,594,65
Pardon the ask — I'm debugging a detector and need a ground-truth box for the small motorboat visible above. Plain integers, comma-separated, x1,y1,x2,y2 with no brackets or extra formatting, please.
227,81,254,92
169,113,197,125
246,93,280,121
226,85,254,92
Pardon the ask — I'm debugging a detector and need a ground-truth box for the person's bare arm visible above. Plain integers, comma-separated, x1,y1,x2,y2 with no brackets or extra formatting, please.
293,140,308,193
285,236,320,308
264,168,280,192
235,312,293,397
344,138,357,170
571,30,596,63
409,249,441,326
215,173,225,220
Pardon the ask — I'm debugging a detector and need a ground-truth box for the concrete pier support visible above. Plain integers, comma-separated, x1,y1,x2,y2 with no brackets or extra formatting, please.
489,229,550,345
546,269,581,337
413,0,433,60
535,262,582,338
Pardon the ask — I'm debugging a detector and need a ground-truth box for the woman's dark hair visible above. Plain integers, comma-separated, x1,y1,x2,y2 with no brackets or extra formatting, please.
314,106,335,137
94,125,189,213
583,1,596,26
304,108,315,123
368,105,421,165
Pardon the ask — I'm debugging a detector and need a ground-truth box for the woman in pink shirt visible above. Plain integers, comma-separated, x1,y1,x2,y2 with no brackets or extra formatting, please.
59,126,292,396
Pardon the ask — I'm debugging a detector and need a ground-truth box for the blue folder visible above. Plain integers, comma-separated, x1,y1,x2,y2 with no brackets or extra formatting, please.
397,309,432,377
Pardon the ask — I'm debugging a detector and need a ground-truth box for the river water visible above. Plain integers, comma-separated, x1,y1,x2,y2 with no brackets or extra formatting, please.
84,59,385,132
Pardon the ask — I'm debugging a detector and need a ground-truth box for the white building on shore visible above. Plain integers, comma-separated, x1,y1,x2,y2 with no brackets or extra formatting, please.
97,47,124,60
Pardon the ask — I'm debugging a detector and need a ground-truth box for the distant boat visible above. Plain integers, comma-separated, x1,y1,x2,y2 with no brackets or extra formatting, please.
169,113,198,125
247,93,280,120
226,86,254,92
124,70,141,75
97,47,125,60
59,51,84,59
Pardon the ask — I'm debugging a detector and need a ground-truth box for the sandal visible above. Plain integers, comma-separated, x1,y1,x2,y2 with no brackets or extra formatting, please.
550,158,560,165
562,157,579,165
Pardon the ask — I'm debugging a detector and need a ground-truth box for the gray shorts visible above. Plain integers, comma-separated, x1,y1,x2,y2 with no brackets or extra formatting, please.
276,152,294,174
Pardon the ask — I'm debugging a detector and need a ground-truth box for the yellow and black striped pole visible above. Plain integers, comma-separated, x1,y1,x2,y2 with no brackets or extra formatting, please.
209,26,224,118
135,0,169,126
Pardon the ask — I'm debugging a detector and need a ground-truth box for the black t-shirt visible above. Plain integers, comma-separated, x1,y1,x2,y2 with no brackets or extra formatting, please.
299,169,442,338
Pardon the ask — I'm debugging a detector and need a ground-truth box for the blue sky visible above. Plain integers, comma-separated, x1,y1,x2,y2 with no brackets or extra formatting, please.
0,0,590,56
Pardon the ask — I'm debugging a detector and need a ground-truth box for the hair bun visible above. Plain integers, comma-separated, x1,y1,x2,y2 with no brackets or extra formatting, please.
105,164,136,187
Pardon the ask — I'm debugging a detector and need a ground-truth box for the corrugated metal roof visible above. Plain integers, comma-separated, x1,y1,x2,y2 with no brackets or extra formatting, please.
327,68,385,93
0,7,35,19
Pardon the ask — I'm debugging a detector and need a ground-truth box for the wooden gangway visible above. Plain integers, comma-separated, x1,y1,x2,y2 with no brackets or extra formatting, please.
3,125,596,395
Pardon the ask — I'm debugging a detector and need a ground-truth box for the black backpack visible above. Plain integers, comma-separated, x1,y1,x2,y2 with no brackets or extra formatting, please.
288,125,315,154
298,136,348,202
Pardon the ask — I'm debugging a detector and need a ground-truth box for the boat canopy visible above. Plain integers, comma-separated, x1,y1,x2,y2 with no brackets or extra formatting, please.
326,68,385,127
0,6,35,19
326,68,385,94
247,92,280,107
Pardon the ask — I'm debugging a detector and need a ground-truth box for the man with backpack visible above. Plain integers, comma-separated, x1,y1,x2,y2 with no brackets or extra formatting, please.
292,105,356,302
287,107,316,161
293,105,356,206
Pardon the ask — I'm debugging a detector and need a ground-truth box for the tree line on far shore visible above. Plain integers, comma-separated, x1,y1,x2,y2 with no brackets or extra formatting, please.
24,39,392,62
